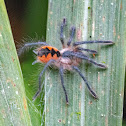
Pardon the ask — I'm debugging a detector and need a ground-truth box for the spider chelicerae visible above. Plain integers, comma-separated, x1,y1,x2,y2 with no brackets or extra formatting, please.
19,18,114,104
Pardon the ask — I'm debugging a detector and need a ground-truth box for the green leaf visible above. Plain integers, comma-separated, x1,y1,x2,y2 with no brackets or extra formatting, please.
0,0,31,125
45,0,126,125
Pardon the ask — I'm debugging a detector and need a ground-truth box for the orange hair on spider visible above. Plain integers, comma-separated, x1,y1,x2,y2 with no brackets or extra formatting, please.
37,46,61,63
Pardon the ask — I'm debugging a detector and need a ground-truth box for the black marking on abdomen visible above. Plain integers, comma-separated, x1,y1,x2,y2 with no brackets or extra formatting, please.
51,48,56,57
38,47,61,57
56,51,60,57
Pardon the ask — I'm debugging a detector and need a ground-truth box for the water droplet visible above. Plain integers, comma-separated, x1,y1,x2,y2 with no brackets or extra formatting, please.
101,114,104,117
16,91,18,95
1,89,5,94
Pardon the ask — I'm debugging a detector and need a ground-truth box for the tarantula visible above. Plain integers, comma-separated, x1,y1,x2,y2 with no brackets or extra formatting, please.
19,18,114,104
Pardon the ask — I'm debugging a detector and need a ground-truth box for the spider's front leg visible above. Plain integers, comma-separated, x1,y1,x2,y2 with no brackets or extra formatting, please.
60,18,66,48
73,40,114,46
67,26,76,46
32,59,55,101
59,66,69,104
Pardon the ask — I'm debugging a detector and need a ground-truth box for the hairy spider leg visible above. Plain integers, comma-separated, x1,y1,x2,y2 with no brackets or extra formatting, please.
76,47,98,54
67,26,76,46
62,51,107,68
32,59,55,101
73,40,114,46
18,42,48,56
73,66,98,99
72,52,107,68
24,42,48,46
59,66,69,104
60,18,66,47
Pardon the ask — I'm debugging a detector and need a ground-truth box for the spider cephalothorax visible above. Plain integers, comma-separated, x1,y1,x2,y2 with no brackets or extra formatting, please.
20,18,114,104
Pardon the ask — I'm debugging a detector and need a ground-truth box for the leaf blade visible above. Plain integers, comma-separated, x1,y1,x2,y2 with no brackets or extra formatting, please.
0,0,32,125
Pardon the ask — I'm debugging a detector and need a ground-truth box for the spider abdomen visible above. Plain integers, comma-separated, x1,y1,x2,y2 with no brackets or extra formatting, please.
37,46,61,63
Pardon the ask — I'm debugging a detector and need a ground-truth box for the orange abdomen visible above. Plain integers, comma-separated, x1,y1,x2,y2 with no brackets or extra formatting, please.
37,46,61,63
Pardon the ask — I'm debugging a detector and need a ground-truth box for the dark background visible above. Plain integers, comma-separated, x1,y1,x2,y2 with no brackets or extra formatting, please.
4,0,126,125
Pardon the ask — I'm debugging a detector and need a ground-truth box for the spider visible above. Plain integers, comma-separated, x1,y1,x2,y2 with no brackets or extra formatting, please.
19,18,114,104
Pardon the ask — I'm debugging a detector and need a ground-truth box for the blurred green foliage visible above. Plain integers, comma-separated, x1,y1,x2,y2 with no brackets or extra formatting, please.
20,0,48,125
